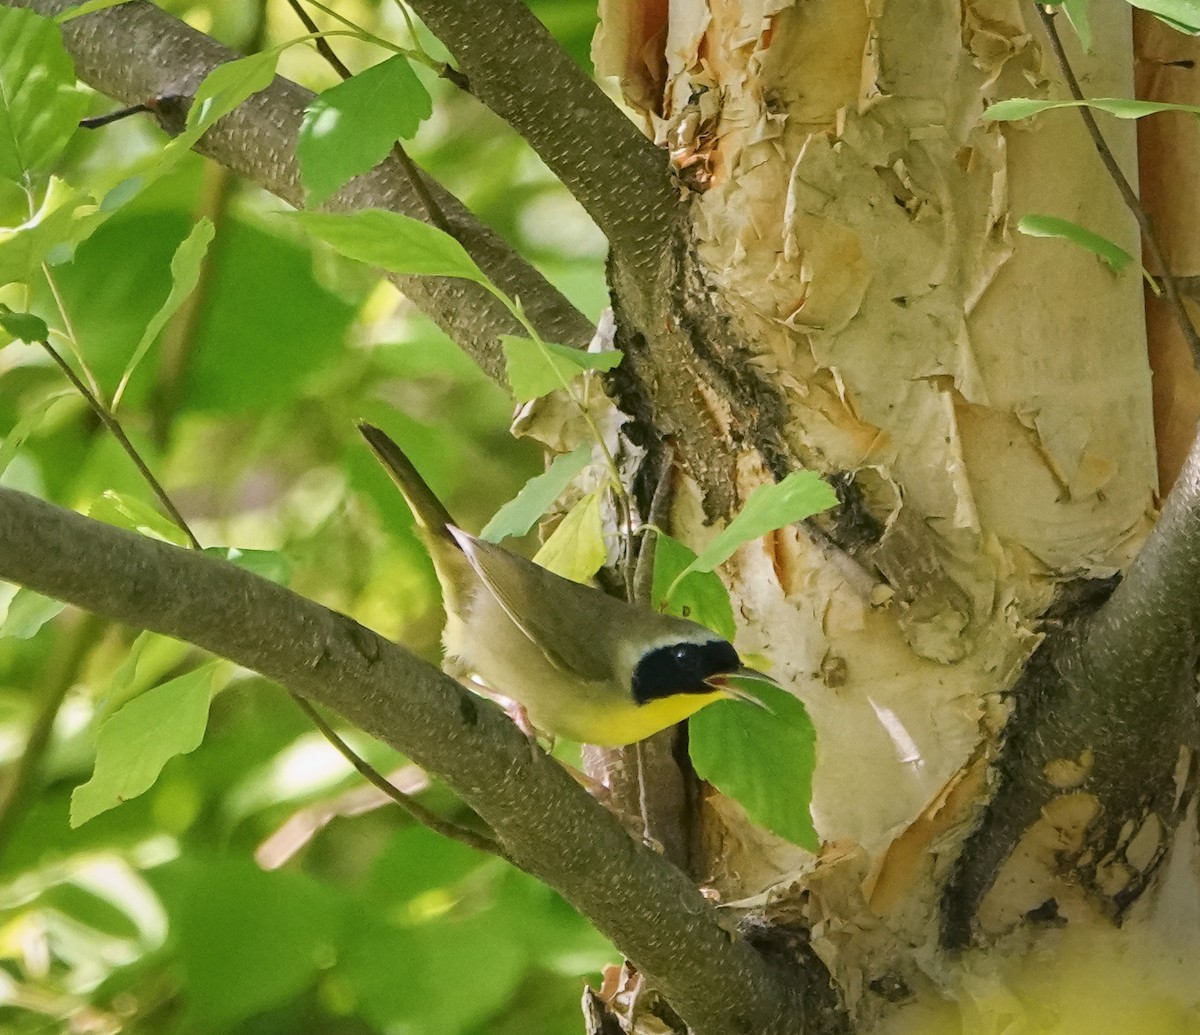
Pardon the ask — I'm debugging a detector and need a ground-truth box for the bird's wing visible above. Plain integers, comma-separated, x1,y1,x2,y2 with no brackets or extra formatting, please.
449,527,626,683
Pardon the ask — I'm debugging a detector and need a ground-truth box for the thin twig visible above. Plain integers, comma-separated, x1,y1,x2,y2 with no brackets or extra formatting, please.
1034,3,1200,363
285,0,455,231
39,338,203,551
289,692,506,859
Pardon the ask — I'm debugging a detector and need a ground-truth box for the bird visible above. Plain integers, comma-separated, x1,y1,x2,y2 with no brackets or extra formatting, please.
358,422,766,746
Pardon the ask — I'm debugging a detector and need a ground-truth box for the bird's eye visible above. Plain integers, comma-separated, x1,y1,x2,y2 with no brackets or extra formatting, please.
673,645,690,662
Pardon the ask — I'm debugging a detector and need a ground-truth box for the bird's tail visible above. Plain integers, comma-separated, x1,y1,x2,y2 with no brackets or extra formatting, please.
358,422,456,542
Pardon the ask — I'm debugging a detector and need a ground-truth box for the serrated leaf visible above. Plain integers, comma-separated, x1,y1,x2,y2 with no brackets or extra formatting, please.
187,50,279,133
88,490,192,547
298,55,432,205
651,533,736,640
203,546,292,586
113,217,215,408
532,489,606,583
0,177,103,287
668,472,837,593
293,208,486,282
689,678,818,850
70,662,224,826
0,7,89,184
480,444,592,542
501,335,622,403
0,587,66,639
0,306,48,343
1017,214,1134,272
984,96,1200,122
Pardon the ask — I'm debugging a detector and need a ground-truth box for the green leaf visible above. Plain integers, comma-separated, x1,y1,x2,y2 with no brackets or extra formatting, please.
1060,0,1093,51
669,471,837,593
202,546,292,586
984,96,1200,122
70,662,223,826
480,444,592,542
56,0,132,22
112,217,215,408
1017,214,1134,272
0,7,88,184
1124,0,1200,33
88,490,192,547
298,55,433,205
0,305,48,343
532,489,606,583
651,534,736,640
501,335,622,402
689,678,818,850
0,177,103,286
0,587,66,639
99,630,192,722
186,51,280,133
292,208,486,281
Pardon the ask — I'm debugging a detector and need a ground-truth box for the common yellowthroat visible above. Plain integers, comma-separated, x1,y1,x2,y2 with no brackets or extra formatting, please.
359,423,764,746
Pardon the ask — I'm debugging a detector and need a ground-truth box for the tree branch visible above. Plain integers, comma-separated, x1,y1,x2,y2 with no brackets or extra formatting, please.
943,426,1200,946
3,0,593,381
0,487,833,1035
403,0,682,271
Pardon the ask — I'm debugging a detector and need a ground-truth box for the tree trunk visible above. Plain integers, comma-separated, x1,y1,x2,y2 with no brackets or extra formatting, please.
595,0,1198,1029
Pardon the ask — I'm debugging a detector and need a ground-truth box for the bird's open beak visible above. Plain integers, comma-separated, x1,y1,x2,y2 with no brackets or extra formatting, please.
705,668,776,711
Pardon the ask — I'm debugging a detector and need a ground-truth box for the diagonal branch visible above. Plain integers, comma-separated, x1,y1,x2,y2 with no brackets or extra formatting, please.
403,0,682,271
3,0,593,380
0,487,832,1035
943,424,1200,946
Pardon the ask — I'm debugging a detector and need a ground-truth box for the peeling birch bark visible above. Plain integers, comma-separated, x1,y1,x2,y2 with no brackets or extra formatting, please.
594,2,1196,1027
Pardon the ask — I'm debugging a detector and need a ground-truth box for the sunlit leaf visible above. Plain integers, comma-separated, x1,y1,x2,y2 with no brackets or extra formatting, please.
70,662,225,826
0,587,66,639
56,0,132,22
293,207,486,282
533,489,606,582
689,678,818,850
1017,214,1134,272
668,472,837,592
984,95,1200,122
186,51,280,133
88,490,193,547
0,177,103,285
0,6,88,184
501,335,621,402
298,55,432,205
1124,0,1200,33
480,444,592,542
651,533,736,641
1059,0,1093,50
113,217,215,408
203,546,292,586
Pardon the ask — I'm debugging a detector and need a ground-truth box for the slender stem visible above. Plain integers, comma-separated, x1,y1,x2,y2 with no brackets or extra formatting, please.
42,267,106,401
284,0,452,232
38,338,203,551
1034,3,1200,362
290,692,506,859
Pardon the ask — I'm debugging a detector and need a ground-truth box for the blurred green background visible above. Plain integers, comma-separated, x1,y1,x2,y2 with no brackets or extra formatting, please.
0,1,616,1031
